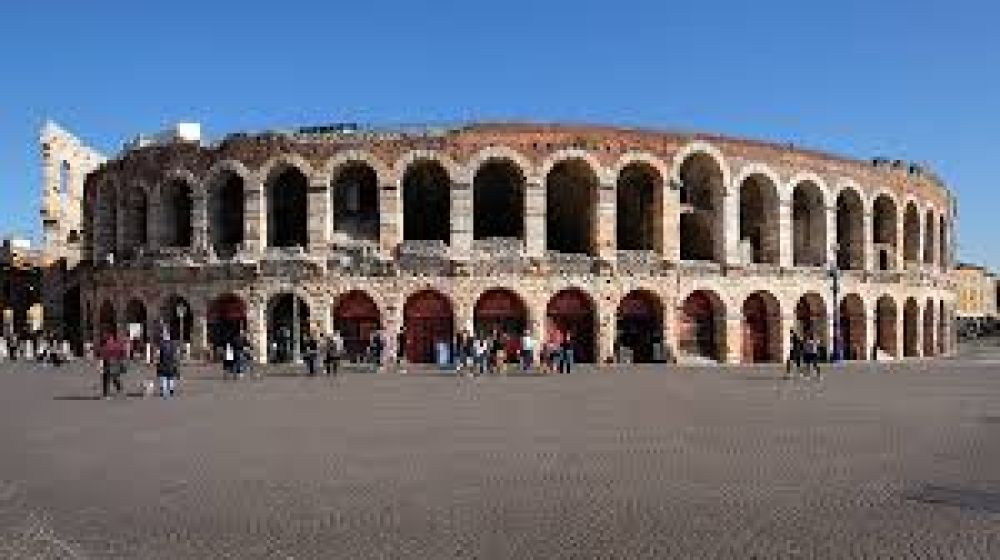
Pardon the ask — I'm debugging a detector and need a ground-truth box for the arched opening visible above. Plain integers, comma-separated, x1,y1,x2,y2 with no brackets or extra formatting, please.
738,174,780,265
161,295,193,344
938,216,948,271
100,184,119,258
332,162,379,243
839,294,866,360
873,195,898,271
546,159,598,255
332,290,381,362
923,210,935,265
546,288,596,363
473,160,525,241
938,300,947,355
404,290,454,363
209,171,245,257
836,188,865,270
162,179,193,248
124,189,147,252
903,297,919,357
678,290,726,361
616,290,663,363
742,291,781,363
403,160,450,243
124,299,148,344
792,181,826,267
266,166,308,248
678,153,724,262
875,295,898,358
62,286,82,353
98,300,116,339
923,298,936,357
795,292,829,356
474,288,528,339
208,294,247,354
616,162,662,252
903,202,920,266
267,293,310,363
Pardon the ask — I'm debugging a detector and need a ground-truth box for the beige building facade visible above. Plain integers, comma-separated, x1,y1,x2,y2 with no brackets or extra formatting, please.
955,263,997,320
68,123,956,364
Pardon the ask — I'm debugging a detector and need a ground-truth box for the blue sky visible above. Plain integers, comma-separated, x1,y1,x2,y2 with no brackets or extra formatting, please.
1,0,997,268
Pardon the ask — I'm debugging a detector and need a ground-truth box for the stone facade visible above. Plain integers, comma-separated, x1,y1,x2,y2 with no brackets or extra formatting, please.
73,123,957,364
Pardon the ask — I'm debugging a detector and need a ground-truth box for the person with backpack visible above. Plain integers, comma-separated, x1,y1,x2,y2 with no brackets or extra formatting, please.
156,333,180,399
325,330,344,377
803,335,821,378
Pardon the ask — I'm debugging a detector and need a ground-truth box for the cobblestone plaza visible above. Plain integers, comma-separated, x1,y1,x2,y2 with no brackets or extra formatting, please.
1,352,999,558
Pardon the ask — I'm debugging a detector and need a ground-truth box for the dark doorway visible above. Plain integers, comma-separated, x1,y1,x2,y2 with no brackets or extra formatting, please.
403,161,450,243
404,290,454,363
616,290,662,363
333,291,381,362
546,289,595,363
267,167,309,248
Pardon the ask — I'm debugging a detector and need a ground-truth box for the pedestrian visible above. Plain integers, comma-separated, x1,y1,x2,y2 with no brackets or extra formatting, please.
156,333,180,398
303,333,319,376
803,335,821,378
520,330,535,372
560,332,575,374
471,335,485,377
370,328,384,372
233,331,249,379
396,326,407,369
786,330,803,377
454,330,468,374
222,341,235,379
325,330,344,376
99,332,126,399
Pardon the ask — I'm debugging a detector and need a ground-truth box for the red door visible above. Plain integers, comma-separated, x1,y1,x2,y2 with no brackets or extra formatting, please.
546,289,595,363
742,294,771,363
404,291,454,363
334,291,381,361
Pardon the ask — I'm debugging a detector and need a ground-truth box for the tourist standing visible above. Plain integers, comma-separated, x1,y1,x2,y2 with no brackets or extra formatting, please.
156,333,180,398
99,332,126,399
303,333,319,376
786,330,803,377
520,330,535,372
222,341,235,379
560,332,575,374
396,326,407,370
803,336,821,378
325,330,344,376
233,331,249,378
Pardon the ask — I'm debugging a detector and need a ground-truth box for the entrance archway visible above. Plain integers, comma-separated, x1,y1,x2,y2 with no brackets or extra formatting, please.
209,171,245,257
678,153,725,262
474,288,527,338
839,294,866,360
616,290,663,363
267,293,310,363
678,290,725,361
266,166,308,248
333,291,381,361
923,298,935,357
546,159,598,255
795,292,829,357
903,202,920,266
208,294,247,354
161,179,192,248
404,290,454,363
836,188,864,270
873,195,898,271
792,181,826,267
546,288,596,363
332,162,380,243
739,174,780,265
473,160,525,241
875,295,898,358
616,163,662,252
403,160,451,243
742,291,781,363
903,297,919,357
161,295,193,343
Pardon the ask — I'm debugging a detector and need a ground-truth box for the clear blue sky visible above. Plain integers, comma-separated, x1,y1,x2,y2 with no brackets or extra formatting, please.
1,1,997,268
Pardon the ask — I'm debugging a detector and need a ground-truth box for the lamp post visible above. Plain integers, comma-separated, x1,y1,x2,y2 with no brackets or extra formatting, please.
828,254,842,363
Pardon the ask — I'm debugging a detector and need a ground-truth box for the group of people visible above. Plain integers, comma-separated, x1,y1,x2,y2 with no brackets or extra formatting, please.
786,330,822,378
98,330,182,399
449,329,577,376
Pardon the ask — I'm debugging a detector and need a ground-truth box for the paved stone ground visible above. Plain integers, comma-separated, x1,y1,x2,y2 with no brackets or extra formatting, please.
2,346,1000,559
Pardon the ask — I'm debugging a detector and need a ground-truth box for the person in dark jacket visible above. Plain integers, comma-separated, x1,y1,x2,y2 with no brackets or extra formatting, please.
157,334,180,398
786,330,803,377
99,332,126,399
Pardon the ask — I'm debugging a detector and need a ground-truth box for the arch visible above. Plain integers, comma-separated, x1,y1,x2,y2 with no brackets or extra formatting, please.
467,146,534,182
394,150,460,183
404,289,454,363
124,299,148,343
616,161,663,252
473,158,525,241
795,292,829,355
546,288,596,363
474,288,528,338
160,178,193,248
402,159,451,243
792,180,827,267
267,292,310,363
835,187,865,270
923,209,935,265
545,157,599,255
669,141,731,189
903,297,919,357
903,201,920,265
265,164,309,248
258,154,315,185
123,187,148,254
332,290,381,361
324,150,390,185
203,159,253,188
208,293,247,353
738,172,780,265
161,295,193,343
331,161,380,243
872,194,898,271
208,169,245,257
839,294,867,360
539,148,606,184
677,150,726,262
875,295,898,358
678,289,726,361
742,291,781,363
98,299,116,338
616,289,664,363
923,298,936,356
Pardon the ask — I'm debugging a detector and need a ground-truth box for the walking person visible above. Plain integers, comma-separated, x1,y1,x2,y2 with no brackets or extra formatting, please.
156,333,180,399
370,328,384,373
785,330,803,378
803,335,821,378
560,332,575,374
521,330,535,372
395,326,407,373
303,333,319,376
325,330,344,377
99,332,126,399
222,341,235,379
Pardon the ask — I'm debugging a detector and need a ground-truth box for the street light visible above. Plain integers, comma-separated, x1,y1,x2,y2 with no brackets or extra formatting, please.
828,251,842,363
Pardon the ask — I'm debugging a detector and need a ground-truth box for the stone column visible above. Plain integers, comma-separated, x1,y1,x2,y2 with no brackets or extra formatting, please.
244,176,265,256
825,204,837,268
864,307,876,361
778,199,792,268
307,176,329,254
779,312,794,364
596,302,615,365
915,212,925,272
723,190,739,266
191,188,208,254
913,304,924,358
863,211,873,272
379,180,402,254
596,178,616,261
724,314,743,364
450,180,473,257
192,309,209,360
146,186,160,253
662,188,680,262
247,295,267,363
895,209,905,271
524,177,545,258
894,310,904,360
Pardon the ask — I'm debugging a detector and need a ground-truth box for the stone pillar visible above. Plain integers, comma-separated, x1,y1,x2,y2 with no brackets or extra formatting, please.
379,180,401,254
915,212,925,272
524,177,545,258
724,314,743,364
450,180,473,257
244,177,265,256
596,178,616,261
863,211,873,272
191,189,208,254
895,210,905,271
146,186,161,252
596,301,615,365
894,310,904,360
192,309,209,360
779,312,794,364
662,188,680,262
864,307,876,360
778,199,793,268
913,303,924,358
307,176,329,253
825,204,836,268
247,295,267,363
723,190,739,266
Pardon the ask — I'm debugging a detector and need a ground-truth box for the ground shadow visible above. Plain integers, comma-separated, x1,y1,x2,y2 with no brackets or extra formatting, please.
907,484,1000,514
